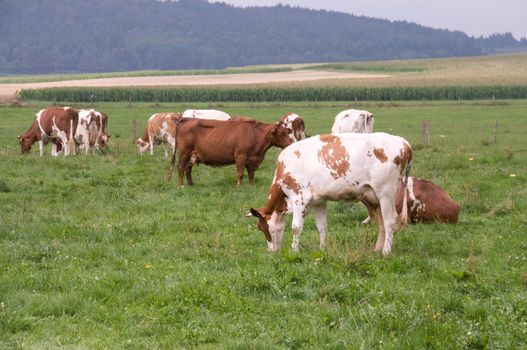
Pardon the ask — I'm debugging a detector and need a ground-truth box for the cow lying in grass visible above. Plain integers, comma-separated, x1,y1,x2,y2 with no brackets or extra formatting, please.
250,133,412,255
362,176,460,224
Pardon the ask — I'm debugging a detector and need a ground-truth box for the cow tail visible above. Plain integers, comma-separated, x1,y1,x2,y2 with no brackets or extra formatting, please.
165,118,183,182
398,150,412,227
69,110,78,155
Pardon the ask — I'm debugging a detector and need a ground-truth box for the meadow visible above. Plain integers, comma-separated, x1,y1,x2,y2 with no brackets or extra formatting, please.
0,100,526,349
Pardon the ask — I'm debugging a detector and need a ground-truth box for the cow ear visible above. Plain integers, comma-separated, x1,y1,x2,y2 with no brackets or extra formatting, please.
107,134,112,139
248,208,262,218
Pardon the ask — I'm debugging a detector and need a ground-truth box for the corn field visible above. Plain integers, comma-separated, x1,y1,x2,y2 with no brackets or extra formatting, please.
19,85,527,102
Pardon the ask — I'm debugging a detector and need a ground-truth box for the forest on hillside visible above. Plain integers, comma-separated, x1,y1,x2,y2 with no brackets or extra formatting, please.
0,0,525,74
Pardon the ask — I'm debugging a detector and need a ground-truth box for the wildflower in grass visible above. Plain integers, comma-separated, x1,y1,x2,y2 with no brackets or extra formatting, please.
440,135,445,138
145,263,152,269
510,174,517,177
468,157,474,161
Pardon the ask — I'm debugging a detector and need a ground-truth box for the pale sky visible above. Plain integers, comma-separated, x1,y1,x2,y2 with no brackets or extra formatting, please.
215,0,527,39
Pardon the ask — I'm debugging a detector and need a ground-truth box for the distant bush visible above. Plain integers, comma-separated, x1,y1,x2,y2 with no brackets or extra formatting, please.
20,85,527,102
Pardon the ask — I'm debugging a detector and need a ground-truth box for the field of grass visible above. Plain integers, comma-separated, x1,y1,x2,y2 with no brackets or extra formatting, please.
1,100,526,348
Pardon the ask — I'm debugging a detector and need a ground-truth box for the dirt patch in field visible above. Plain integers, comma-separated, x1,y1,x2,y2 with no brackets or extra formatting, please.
0,70,389,102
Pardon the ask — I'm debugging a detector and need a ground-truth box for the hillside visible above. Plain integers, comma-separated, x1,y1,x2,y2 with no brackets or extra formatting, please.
0,0,525,74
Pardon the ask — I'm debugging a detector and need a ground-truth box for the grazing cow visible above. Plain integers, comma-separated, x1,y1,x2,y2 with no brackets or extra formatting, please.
331,109,375,134
74,109,110,155
17,107,78,156
362,177,459,224
249,133,412,255
136,113,182,156
168,119,292,187
182,109,231,121
280,113,306,142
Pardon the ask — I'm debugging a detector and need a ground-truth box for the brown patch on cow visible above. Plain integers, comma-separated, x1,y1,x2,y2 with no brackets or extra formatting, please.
394,142,413,174
317,135,350,179
294,150,301,158
275,160,301,194
373,148,388,163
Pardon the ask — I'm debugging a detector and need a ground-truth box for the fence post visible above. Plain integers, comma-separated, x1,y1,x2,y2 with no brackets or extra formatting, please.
421,121,430,146
132,117,137,143
493,120,499,144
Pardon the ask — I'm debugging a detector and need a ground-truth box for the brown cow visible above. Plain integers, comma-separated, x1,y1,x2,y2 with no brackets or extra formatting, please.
17,107,78,156
136,112,182,157
362,176,460,224
168,118,292,187
280,113,306,142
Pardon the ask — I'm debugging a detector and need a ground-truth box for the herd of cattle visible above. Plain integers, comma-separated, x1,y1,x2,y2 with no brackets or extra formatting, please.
17,106,459,254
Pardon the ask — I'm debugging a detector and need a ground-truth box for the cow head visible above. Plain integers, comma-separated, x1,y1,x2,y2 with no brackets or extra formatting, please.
98,133,110,148
249,208,286,252
136,138,150,154
290,118,306,142
269,122,293,149
17,134,33,153
362,112,375,133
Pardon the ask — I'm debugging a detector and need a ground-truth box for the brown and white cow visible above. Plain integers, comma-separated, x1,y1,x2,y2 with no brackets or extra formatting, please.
182,109,231,121
280,113,306,142
362,177,460,224
136,112,182,157
249,133,412,255
331,109,375,134
17,107,78,156
167,118,292,187
74,109,110,155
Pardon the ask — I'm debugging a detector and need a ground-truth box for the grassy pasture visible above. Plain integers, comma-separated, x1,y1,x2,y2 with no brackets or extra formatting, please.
0,100,526,349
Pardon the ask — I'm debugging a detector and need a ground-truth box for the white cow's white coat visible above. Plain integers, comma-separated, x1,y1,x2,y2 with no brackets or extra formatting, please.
331,109,375,134
260,133,410,255
182,109,231,121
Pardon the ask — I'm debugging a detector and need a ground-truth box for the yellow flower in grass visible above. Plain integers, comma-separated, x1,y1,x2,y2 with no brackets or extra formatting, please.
145,263,152,269
468,157,474,161
510,174,517,177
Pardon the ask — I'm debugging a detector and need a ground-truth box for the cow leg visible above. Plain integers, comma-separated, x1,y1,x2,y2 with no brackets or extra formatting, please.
149,135,154,155
246,166,256,185
291,206,306,252
178,152,192,187
378,196,398,255
185,163,194,186
374,207,386,252
235,156,247,187
314,202,328,249
361,200,378,224
39,139,45,157
164,142,168,158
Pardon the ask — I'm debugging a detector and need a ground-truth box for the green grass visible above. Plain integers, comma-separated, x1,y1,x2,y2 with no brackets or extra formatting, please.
1,100,526,348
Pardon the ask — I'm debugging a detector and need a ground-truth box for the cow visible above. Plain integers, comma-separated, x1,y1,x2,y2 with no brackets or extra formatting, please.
249,133,412,255
136,112,182,157
167,118,292,187
331,109,375,134
74,109,110,155
362,177,460,224
17,107,78,157
182,109,231,121
279,113,306,142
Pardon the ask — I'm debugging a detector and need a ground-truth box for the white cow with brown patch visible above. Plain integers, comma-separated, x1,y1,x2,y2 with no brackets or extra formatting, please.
182,109,231,121
279,112,306,142
74,109,110,155
250,133,412,255
331,109,375,134
136,112,182,156
17,106,78,157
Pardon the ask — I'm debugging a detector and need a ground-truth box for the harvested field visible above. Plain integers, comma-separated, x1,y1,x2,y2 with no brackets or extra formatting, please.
0,70,388,103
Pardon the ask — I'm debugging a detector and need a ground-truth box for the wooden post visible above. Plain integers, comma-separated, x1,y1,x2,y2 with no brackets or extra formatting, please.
421,121,430,146
132,117,137,143
493,120,499,143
